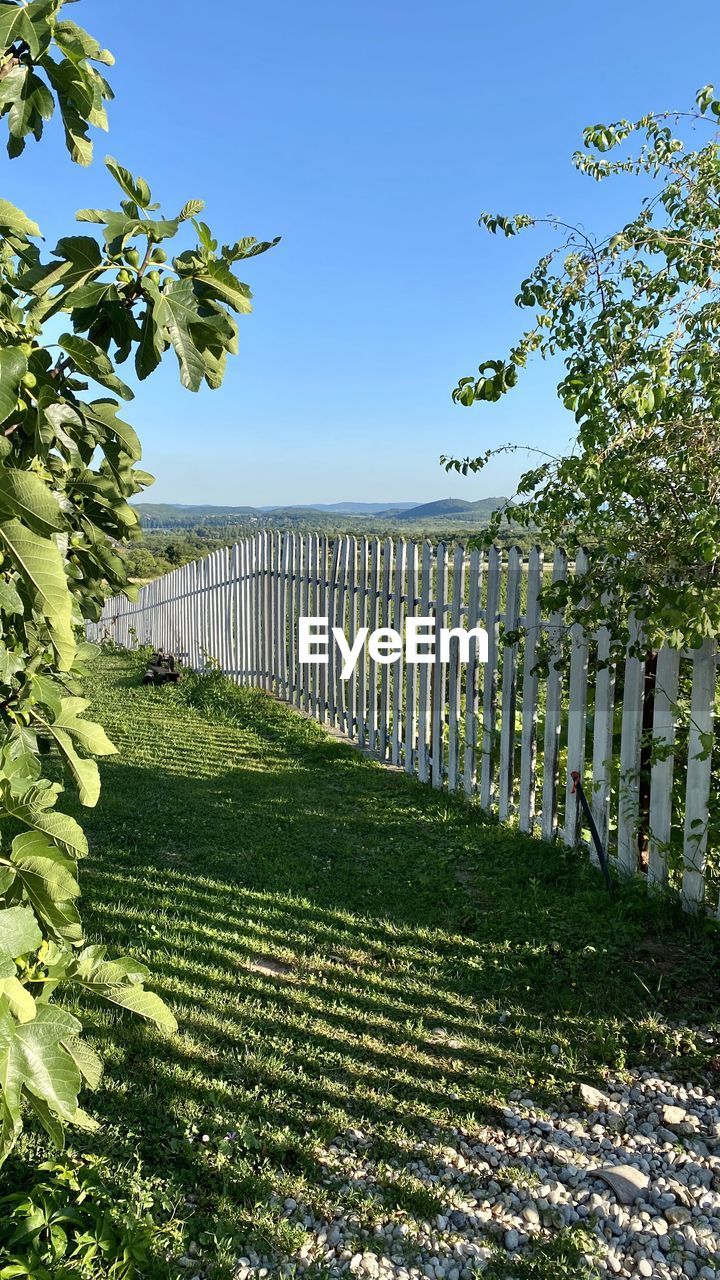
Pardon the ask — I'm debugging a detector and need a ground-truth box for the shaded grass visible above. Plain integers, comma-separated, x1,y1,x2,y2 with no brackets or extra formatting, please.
6,651,719,1278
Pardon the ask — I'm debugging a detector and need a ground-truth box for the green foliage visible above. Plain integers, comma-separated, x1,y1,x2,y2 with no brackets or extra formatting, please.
0,0,114,165
483,1226,602,1279
0,1152,182,1278
446,85,720,656
0,2,276,1162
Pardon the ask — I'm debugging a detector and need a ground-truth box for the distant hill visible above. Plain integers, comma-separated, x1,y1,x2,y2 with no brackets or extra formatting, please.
135,503,259,521
395,496,507,521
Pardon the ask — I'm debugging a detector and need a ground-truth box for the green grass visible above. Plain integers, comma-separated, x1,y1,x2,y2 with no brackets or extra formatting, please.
6,651,719,1278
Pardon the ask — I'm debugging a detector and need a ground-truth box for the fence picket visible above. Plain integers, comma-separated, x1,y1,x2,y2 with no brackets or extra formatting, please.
391,539,405,765
431,542,447,789
348,537,358,735
367,538,380,752
446,544,465,792
682,637,716,911
498,547,521,821
617,617,645,878
563,549,590,848
540,548,567,841
480,546,501,811
379,538,393,759
463,548,483,796
335,536,349,733
518,547,542,833
357,537,368,748
417,542,432,784
590,616,616,855
404,540,418,774
326,538,339,727
647,645,680,886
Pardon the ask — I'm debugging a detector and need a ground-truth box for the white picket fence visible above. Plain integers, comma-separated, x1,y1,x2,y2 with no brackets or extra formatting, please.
87,531,719,913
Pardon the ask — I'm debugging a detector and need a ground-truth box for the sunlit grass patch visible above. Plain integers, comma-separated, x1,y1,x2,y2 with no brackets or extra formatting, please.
6,651,718,1279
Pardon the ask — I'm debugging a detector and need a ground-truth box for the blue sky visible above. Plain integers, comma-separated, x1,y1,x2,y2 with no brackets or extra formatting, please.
5,1,718,505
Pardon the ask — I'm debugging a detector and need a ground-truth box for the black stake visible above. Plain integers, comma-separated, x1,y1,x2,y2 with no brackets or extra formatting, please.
570,770,614,899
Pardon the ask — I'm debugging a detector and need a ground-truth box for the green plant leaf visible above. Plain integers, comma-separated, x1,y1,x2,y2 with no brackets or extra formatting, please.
195,260,253,313
51,697,117,757
135,304,164,381
60,1034,102,1090
0,469,65,536
40,696,117,809
179,198,205,221
70,947,177,1033
20,237,103,321
152,278,208,391
104,155,151,208
0,976,36,1023
0,905,42,963
58,334,133,401
54,19,115,68
0,519,75,670
0,5,40,59
1,794,88,861
0,349,28,425
11,831,82,945
0,1001,83,1165
46,727,100,807
83,399,142,462
0,198,41,240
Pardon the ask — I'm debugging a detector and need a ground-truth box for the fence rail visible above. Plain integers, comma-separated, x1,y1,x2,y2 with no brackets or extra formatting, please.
87,531,719,914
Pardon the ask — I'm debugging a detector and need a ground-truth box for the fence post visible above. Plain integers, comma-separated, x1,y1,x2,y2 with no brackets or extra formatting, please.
431,542,447,789
519,546,543,833
498,546,521,821
682,637,716,912
563,549,589,848
647,645,680,886
617,616,645,878
540,548,567,841
480,545,501,812
463,548,484,797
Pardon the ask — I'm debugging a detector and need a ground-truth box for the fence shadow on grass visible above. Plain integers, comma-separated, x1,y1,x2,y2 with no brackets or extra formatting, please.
14,654,719,1270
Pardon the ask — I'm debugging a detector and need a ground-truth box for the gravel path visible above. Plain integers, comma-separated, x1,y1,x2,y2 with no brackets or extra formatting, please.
189,1066,720,1280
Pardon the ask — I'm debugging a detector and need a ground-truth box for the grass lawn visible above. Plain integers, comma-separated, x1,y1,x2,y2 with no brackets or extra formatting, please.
6,650,719,1278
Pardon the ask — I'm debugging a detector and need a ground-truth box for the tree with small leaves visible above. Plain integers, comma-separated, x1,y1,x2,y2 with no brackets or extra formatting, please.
444,85,720,659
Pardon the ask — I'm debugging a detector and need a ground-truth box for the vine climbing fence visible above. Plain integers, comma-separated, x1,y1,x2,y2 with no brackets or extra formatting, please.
87,531,719,914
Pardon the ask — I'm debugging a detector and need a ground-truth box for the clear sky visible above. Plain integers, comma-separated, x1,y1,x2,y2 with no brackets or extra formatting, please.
5,1,718,505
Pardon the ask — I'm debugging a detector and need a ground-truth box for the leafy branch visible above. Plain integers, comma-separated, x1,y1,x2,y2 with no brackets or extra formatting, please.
446,83,720,655
0,0,278,1160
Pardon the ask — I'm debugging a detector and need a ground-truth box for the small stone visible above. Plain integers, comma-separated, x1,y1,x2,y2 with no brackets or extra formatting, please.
594,1164,651,1204
661,1105,701,1135
504,1229,519,1251
666,1206,692,1225
579,1083,612,1110
638,1261,653,1278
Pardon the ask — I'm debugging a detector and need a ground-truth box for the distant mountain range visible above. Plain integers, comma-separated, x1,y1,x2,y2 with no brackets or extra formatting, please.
134,497,507,525
258,502,420,514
